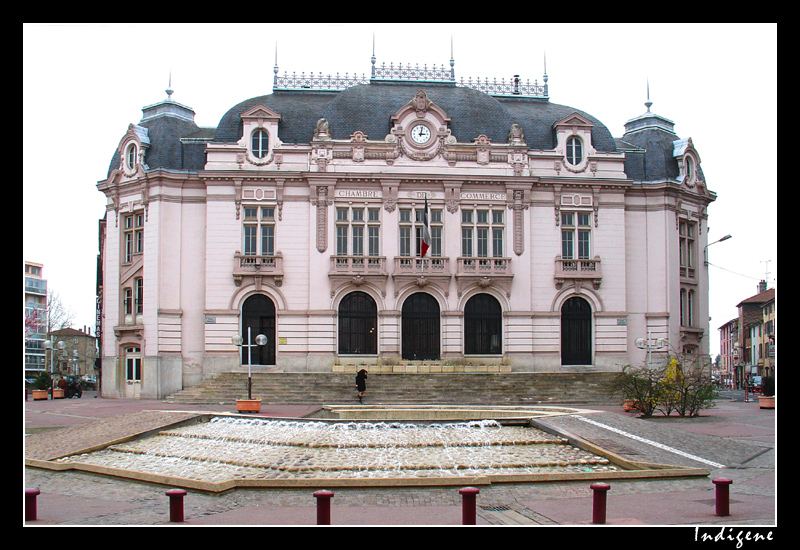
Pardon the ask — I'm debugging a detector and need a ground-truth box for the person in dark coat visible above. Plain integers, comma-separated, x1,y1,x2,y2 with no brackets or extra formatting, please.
355,369,368,403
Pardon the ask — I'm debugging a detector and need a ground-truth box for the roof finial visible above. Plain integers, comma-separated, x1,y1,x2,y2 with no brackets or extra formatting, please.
450,35,455,79
645,78,653,113
273,42,279,87
543,51,548,96
371,32,376,78
166,70,174,100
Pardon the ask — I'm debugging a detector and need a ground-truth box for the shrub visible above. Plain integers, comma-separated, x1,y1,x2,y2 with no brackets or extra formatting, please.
607,364,665,417
610,357,719,417
761,376,775,397
33,371,52,391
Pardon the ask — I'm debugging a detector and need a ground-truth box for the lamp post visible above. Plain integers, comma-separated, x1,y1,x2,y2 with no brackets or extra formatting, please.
704,234,732,266
232,330,268,403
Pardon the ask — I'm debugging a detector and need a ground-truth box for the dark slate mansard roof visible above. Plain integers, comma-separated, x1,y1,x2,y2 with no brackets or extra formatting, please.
109,79,689,183
213,80,618,153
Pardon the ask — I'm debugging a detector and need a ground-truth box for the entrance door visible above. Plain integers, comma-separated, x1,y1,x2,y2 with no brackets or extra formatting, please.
464,293,502,355
124,346,141,398
339,291,378,355
242,294,276,365
401,292,440,360
561,296,592,365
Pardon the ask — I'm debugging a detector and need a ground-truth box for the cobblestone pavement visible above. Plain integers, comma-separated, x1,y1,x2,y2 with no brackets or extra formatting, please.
24,392,775,526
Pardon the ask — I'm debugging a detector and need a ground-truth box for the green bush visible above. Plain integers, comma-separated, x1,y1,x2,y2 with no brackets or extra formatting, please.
609,357,718,417
762,376,775,397
33,371,52,391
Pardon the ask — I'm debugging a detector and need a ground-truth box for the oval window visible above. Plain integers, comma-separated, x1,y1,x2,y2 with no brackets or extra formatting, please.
251,129,269,158
566,136,583,165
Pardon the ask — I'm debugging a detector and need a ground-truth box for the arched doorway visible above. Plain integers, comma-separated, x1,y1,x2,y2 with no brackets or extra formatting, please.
401,292,440,360
242,294,276,365
338,291,378,355
464,293,502,355
561,296,592,365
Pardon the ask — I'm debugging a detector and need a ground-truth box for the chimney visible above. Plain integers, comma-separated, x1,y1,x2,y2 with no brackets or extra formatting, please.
758,280,767,293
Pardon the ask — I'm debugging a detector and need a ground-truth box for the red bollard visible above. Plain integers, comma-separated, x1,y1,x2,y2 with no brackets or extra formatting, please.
314,490,334,525
166,489,188,522
25,488,41,521
713,478,733,517
459,487,480,525
590,482,611,524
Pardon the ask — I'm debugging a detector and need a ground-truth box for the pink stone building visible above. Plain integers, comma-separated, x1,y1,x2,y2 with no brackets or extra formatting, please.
97,56,716,398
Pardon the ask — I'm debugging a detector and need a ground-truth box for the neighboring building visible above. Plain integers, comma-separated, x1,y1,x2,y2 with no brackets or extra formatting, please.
733,282,776,385
24,261,47,379
96,53,717,399
46,327,98,380
717,317,738,388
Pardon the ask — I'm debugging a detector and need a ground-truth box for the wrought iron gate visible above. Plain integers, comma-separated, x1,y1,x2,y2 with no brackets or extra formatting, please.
561,296,592,365
401,292,440,360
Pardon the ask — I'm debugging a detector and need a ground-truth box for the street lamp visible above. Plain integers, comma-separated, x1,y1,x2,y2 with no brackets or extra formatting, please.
231,330,268,400
704,234,732,266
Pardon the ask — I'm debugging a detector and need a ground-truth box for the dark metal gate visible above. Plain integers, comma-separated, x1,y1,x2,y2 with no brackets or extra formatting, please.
242,294,276,365
464,293,502,355
561,296,592,365
401,292,440,360
338,291,378,355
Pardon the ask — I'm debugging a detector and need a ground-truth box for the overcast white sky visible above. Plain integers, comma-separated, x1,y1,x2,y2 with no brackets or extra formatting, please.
23,23,776,356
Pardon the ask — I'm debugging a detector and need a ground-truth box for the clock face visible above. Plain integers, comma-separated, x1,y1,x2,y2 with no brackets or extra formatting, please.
410,124,431,144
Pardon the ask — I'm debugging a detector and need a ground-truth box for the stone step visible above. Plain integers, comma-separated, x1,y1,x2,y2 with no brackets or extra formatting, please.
165,372,619,406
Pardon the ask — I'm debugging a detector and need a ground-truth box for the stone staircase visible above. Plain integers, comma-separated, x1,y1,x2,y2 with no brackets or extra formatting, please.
165,371,621,406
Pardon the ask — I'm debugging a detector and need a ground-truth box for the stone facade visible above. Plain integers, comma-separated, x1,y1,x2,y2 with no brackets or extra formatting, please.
97,58,716,398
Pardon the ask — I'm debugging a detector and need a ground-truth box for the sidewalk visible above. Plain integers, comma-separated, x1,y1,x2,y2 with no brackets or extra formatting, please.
24,392,775,526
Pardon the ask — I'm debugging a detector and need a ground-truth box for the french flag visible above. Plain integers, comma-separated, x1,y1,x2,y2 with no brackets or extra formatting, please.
420,196,431,258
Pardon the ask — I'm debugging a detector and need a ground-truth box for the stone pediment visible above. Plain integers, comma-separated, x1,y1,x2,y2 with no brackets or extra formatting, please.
553,112,594,130
240,104,282,123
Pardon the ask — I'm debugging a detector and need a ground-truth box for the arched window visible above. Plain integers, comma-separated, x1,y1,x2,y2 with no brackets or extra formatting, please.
338,291,377,355
566,136,583,165
464,293,502,355
561,296,592,365
251,129,269,158
241,294,276,365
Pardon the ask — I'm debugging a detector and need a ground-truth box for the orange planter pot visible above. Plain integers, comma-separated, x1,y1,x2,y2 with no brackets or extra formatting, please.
52,388,65,399
759,396,775,409
236,399,262,413
32,389,49,401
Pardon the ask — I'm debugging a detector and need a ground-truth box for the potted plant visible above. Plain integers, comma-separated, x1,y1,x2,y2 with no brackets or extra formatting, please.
32,372,52,400
759,376,775,409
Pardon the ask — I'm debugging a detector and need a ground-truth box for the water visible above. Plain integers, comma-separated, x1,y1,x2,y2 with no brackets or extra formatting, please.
57,417,617,483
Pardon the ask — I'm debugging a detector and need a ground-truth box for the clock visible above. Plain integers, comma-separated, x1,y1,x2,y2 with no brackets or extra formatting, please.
410,123,431,144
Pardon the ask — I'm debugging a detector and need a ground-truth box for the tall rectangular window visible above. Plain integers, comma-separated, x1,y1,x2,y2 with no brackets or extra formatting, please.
336,205,380,256
123,213,144,263
679,219,696,278
399,204,442,256
561,211,591,260
462,208,504,257
243,205,276,256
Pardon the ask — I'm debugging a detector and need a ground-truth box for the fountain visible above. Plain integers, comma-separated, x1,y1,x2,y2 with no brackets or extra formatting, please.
40,407,709,491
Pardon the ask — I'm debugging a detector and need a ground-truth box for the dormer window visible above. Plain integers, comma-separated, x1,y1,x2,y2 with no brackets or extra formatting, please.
566,136,583,165
251,129,269,159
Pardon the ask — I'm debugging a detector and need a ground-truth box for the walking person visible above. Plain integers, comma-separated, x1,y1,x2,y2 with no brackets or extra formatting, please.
355,369,368,403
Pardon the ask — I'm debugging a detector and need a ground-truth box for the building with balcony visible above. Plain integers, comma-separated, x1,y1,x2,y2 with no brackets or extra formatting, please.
96,52,717,398
730,282,776,386
24,261,48,379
